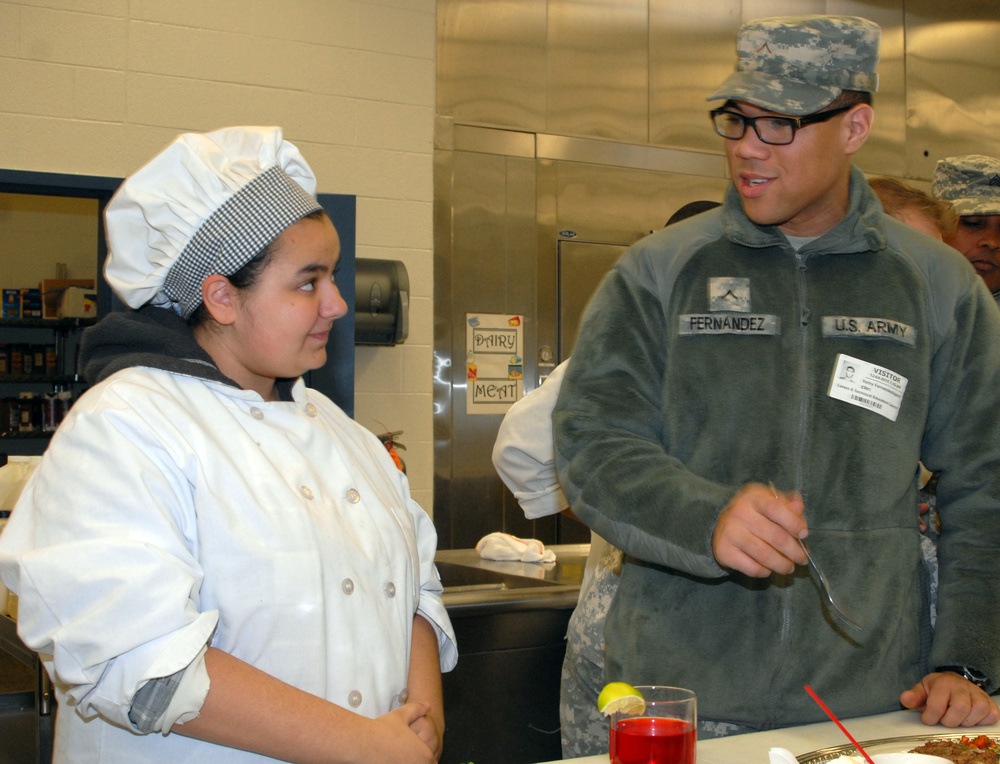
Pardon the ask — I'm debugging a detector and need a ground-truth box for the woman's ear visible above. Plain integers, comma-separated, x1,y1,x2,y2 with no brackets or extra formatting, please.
200,274,238,325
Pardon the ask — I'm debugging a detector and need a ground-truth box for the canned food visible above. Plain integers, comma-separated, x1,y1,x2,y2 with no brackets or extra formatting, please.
10,345,23,376
2,399,19,434
18,392,39,433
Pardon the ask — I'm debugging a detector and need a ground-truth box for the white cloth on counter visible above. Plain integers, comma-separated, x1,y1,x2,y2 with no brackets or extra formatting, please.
476,532,557,563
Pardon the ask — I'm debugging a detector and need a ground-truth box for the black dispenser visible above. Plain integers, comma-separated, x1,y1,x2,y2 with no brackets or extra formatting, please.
354,258,409,346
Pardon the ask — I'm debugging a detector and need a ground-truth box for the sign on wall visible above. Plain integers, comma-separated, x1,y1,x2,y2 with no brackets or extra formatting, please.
465,313,523,414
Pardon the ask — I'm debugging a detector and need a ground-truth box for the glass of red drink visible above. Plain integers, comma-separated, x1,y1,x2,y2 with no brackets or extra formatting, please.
609,686,696,764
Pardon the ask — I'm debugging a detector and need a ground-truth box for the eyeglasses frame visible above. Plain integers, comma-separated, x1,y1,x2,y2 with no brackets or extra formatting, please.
709,104,856,146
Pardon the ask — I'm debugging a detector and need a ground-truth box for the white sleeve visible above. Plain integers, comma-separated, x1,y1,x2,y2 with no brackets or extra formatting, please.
408,488,458,672
0,387,218,732
491,361,568,520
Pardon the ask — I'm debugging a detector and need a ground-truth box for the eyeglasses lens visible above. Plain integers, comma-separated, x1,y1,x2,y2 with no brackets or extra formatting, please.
712,112,795,146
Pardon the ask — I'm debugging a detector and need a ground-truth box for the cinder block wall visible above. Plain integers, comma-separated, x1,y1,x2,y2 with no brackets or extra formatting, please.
0,0,437,513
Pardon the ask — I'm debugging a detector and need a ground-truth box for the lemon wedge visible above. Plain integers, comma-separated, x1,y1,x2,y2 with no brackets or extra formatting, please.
597,682,645,717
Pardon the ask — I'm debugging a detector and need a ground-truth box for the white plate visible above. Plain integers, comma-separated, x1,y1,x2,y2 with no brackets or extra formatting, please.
820,754,949,764
796,733,989,762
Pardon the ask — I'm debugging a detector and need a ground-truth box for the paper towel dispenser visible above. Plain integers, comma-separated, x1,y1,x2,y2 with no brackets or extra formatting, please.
354,258,409,345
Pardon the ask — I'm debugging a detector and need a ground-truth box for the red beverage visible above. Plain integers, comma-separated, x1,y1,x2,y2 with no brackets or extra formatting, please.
610,716,695,764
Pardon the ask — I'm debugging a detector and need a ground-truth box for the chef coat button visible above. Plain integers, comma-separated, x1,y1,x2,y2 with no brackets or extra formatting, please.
348,690,362,708
250,407,264,420
397,688,409,704
346,488,361,504
342,578,354,595
299,485,314,500
305,403,318,417
384,582,396,598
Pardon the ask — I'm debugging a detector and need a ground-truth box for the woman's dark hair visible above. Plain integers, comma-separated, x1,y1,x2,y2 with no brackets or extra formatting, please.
187,208,327,326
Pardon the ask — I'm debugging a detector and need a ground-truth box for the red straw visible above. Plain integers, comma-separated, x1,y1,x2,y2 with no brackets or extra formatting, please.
803,684,876,764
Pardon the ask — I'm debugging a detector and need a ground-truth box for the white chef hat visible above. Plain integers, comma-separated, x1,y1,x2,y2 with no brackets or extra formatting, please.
104,126,323,319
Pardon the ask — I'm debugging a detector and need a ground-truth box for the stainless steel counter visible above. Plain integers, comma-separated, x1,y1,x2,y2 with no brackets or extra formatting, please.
0,614,52,764
435,543,588,764
435,543,587,613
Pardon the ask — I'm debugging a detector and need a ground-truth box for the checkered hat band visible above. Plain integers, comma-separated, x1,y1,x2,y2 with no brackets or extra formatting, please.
163,165,322,318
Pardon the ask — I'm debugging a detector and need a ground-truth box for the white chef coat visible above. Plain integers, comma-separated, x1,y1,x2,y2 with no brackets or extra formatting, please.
0,366,457,763
491,360,612,598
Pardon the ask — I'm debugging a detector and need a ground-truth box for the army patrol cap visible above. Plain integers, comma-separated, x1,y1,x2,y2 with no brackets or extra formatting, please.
708,15,881,116
932,155,1000,216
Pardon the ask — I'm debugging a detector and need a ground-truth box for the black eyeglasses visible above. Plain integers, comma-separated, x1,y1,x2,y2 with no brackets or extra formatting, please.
710,105,854,146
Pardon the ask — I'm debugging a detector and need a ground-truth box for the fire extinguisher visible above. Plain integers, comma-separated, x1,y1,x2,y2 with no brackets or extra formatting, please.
376,427,406,474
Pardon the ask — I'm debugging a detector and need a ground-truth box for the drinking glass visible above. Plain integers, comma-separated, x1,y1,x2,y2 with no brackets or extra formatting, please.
609,686,697,764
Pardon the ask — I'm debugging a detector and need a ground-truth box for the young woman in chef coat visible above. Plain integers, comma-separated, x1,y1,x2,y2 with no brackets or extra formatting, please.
0,126,457,764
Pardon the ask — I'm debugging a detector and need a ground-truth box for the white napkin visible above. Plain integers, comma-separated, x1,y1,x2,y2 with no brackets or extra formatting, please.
769,748,800,764
475,532,557,563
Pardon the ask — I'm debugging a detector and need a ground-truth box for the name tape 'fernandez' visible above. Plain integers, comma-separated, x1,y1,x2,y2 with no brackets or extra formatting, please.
679,313,780,336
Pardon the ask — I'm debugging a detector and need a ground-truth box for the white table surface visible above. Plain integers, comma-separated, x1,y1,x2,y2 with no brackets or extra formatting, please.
538,709,1000,763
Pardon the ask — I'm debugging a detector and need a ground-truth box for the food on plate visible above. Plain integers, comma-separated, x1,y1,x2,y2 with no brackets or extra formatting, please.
597,682,645,717
909,734,1000,763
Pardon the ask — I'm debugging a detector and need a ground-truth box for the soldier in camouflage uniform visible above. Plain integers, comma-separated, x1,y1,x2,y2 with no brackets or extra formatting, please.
933,155,1000,306
553,13,1000,736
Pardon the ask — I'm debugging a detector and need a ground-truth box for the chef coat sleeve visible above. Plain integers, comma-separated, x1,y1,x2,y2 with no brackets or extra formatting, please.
396,472,457,673
0,396,219,733
491,360,569,519
400,492,458,671
552,248,732,579
129,645,210,734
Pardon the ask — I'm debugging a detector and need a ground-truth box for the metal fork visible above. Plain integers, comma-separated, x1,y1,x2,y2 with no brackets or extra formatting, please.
798,537,862,633
768,483,862,633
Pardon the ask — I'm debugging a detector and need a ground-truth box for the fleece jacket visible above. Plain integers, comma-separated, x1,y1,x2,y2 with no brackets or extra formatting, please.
553,166,1000,730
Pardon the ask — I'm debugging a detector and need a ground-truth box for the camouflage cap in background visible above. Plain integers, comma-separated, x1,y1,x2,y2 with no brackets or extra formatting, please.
931,155,1000,216
708,15,880,116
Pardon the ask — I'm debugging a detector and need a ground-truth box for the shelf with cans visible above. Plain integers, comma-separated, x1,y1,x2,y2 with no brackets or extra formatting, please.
0,317,97,452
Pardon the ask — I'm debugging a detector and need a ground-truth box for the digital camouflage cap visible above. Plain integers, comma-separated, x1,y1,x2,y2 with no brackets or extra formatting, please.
708,15,880,116
932,155,1000,216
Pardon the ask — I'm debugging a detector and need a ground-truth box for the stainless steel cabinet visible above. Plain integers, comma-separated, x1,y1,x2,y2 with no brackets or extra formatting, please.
0,614,53,764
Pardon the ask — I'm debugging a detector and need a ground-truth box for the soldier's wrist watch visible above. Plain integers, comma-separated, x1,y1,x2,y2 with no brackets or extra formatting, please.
936,665,990,691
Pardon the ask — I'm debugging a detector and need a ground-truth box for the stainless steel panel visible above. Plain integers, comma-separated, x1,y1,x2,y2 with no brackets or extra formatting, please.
537,133,727,178
649,0,741,154
558,240,628,361
437,0,1000,183
432,144,457,542
546,0,649,142
547,159,731,243
433,147,546,549
903,1,1000,179
453,124,536,158
437,0,547,131
836,1,907,178
535,159,731,394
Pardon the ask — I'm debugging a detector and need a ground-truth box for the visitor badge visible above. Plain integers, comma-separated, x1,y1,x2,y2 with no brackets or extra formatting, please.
827,353,908,422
